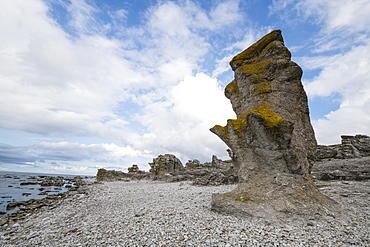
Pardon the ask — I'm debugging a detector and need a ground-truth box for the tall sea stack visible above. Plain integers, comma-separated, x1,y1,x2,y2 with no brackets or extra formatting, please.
210,30,347,225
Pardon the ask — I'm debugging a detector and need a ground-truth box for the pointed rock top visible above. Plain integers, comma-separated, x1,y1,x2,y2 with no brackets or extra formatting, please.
229,30,289,71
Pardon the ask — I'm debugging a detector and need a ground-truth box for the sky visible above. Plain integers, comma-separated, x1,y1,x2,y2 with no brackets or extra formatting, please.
1,0,370,175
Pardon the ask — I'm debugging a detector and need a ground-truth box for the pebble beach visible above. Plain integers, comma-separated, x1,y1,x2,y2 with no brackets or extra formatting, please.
1,179,369,246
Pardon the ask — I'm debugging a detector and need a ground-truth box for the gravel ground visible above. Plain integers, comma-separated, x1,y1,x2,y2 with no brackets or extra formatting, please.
0,179,369,246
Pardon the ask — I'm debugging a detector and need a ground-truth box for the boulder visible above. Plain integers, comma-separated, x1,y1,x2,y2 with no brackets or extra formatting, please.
128,164,139,173
149,154,184,175
96,168,150,181
210,30,347,225
96,169,130,181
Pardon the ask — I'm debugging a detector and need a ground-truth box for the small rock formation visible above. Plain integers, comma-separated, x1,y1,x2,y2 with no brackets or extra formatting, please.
316,134,370,160
95,154,236,185
96,169,127,181
96,168,149,181
210,30,347,225
185,159,201,169
146,154,238,185
40,176,65,187
186,155,231,170
149,154,184,175
313,135,370,181
128,164,139,173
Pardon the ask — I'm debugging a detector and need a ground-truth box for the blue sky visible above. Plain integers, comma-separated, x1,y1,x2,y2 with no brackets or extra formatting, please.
1,0,370,175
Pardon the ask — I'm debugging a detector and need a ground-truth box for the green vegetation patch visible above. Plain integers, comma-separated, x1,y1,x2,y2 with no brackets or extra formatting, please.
221,191,253,202
255,82,272,94
225,80,238,93
239,59,273,76
247,105,285,128
230,30,282,69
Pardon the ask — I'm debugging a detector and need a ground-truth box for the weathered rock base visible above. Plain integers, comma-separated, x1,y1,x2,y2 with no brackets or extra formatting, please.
211,174,349,226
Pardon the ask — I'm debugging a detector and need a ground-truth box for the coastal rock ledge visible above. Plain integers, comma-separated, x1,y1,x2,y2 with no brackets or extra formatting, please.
210,30,348,225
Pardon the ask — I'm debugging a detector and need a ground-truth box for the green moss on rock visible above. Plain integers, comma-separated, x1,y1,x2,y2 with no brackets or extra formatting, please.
221,191,252,202
239,59,273,77
230,30,283,70
247,105,285,128
255,82,272,94
96,168,106,178
211,104,285,141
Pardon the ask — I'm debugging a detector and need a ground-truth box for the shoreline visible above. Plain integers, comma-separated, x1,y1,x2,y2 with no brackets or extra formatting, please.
0,172,93,218
1,179,369,246
0,177,95,225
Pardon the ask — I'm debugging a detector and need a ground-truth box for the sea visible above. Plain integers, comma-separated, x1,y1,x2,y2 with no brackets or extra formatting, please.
0,171,89,218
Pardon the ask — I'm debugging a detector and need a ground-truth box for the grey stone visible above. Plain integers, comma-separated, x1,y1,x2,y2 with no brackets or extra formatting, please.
149,154,184,175
210,30,347,225
316,135,370,160
96,168,149,181
312,157,370,181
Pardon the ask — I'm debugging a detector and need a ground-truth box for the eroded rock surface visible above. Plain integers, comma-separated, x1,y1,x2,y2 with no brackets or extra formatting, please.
316,134,370,160
96,168,149,181
312,157,370,181
150,154,238,185
210,30,347,225
149,154,184,175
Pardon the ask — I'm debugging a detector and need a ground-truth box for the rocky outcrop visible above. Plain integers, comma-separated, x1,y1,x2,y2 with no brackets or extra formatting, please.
96,169,130,181
148,154,237,185
316,135,370,160
210,30,347,225
95,154,236,186
128,165,139,173
312,157,370,181
313,135,370,181
149,154,184,175
40,176,65,187
2,178,90,225
186,155,232,170
96,168,149,181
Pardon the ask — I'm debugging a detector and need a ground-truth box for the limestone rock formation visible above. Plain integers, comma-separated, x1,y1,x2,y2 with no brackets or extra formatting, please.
210,30,347,225
96,169,131,181
185,159,201,169
128,164,139,173
312,157,370,181
316,134,370,160
149,154,184,175
96,168,149,181
149,154,238,185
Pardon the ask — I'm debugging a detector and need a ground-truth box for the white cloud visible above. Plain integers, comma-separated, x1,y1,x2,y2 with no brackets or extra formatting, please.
297,0,370,33
35,141,148,163
0,0,145,138
269,0,370,145
304,44,370,98
65,0,101,34
212,28,271,78
0,141,150,174
301,30,370,145
270,0,370,51
209,0,243,29
132,73,235,162
0,0,250,171
312,102,370,144
147,1,191,36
